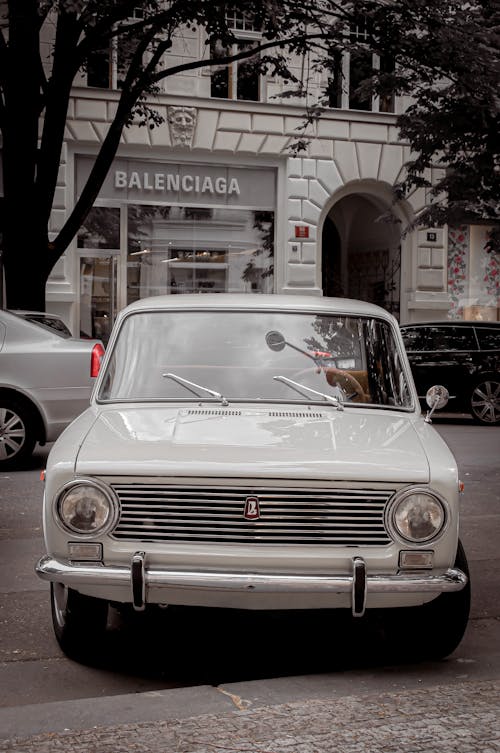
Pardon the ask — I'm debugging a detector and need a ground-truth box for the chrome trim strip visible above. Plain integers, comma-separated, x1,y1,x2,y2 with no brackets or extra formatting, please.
36,555,468,597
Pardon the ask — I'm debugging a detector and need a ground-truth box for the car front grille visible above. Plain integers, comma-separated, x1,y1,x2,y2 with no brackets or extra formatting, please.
111,484,393,546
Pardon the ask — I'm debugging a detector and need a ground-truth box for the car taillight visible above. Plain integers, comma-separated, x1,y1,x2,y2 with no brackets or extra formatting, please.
91,343,105,377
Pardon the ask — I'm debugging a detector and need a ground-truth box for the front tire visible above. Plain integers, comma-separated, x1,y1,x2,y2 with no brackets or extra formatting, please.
470,377,500,425
392,541,471,661
51,583,109,662
0,399,36,469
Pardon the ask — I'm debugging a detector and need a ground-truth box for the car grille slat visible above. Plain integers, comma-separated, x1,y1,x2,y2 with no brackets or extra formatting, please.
111,484,393,546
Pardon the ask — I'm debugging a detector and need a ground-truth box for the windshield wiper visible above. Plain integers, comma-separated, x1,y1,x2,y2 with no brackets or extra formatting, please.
162,372,229,406
273,375,344,411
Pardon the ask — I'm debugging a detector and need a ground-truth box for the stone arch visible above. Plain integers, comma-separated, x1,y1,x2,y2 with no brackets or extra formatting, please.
320,180,414,320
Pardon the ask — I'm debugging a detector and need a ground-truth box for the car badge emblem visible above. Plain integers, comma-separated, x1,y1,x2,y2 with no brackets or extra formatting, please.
244,495,260,520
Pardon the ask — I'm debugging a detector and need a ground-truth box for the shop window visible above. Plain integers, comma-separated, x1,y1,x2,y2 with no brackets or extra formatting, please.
80,256,118,343
127,204,273,302
78,207,120,249
449,225,499,321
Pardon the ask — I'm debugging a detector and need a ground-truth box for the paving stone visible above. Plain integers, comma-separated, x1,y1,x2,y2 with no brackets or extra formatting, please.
1,679,499,753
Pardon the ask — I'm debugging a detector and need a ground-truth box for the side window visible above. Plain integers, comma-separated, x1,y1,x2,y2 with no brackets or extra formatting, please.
432,327,476,351
476,328,500,350
401,328,426,351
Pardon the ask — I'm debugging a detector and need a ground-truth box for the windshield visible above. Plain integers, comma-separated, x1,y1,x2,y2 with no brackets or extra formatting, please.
98,309,413,409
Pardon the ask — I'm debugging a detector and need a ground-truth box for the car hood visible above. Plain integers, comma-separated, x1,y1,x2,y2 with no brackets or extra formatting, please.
74,405,429,483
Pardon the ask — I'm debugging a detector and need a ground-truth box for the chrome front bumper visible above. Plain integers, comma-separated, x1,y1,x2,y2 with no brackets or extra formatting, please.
36,553,468,618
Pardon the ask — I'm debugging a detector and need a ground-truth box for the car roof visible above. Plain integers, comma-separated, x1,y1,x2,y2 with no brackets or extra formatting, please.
5,309,72,337
121,293,395,321
400,321,500,329
9,309,63,318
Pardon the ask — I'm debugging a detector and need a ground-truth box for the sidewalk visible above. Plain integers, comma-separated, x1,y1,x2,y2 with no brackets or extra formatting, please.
1,677,499,752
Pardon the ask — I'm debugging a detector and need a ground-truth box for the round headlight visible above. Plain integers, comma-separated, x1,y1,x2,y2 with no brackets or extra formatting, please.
57,481,116,535
391,490,446,543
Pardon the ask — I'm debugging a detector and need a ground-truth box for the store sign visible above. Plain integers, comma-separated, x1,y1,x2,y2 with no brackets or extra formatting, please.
114,170,240,196
76,156,276,208
295,225,309,238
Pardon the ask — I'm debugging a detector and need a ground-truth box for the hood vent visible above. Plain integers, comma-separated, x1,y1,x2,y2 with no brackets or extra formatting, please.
186,409,242,416
268,411,324,419
184,409,324,419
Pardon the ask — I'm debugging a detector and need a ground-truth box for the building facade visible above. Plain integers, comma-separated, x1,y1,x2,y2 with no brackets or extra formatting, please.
8,15,500,339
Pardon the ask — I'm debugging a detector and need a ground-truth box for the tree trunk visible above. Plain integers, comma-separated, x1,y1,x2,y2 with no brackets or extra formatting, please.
2,222,51,312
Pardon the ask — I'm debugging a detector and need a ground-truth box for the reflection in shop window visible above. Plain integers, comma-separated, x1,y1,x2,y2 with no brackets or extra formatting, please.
78,207,120,249
80,256,117,344
127,205,273,303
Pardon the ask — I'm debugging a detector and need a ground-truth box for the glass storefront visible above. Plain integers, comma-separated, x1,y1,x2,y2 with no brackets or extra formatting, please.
448,225,499,321
75,158,277,342
79,256,118,342
126,205,274,302
77,207,120,342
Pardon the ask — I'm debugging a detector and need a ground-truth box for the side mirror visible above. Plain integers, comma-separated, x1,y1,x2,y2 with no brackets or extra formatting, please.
424,385,449,423
265,330,286,352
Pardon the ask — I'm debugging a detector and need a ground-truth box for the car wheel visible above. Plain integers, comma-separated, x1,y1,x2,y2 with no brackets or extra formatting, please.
389,541,471,662
0,399,36,469
51,582,109,661
470,378,500,425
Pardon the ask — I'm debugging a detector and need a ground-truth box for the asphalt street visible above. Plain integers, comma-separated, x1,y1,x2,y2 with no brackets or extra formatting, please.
0,416,499,751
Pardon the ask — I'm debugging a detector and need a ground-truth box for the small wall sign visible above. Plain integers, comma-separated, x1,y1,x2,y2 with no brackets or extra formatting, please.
426,232,437,242
295,225,309,238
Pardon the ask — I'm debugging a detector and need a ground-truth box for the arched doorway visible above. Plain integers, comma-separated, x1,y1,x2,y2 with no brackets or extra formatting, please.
322,188,404,319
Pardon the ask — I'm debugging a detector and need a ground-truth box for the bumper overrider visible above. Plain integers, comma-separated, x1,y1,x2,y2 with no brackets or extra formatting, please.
36,552,468,617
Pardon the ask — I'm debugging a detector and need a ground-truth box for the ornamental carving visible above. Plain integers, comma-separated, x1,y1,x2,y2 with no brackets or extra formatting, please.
167,106,197,147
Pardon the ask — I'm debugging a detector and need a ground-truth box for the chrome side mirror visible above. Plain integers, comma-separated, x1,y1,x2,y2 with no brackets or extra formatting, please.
425,385,449,423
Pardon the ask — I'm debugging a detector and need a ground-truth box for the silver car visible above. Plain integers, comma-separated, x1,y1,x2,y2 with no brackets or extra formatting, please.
0,309,104,469
36,294,470,664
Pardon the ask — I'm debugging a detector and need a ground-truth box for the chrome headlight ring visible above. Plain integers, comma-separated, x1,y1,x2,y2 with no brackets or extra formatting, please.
54,478,119,537
386,487,449,545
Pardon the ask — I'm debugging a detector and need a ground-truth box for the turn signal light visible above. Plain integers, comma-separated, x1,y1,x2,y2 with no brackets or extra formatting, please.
90,343,105,377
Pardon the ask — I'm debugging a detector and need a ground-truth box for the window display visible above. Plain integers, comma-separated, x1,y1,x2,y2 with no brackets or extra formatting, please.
127,205,274,303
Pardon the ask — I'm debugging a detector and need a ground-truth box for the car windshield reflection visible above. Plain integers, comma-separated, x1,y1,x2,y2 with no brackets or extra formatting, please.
98,310,413,409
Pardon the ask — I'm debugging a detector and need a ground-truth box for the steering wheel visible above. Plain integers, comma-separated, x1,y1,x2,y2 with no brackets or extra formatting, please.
293,367,367,402
325,368,367,402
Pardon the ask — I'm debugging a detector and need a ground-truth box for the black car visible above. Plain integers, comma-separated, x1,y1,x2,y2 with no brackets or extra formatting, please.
400,320,500,425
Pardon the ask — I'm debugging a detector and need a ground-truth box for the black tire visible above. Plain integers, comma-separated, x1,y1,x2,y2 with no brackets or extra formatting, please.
0,398,37,469
51,582,109,662
390,541,471,662
469,377,500,425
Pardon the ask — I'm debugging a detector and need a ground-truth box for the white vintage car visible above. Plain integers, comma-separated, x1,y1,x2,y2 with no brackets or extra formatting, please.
36,294,470,662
